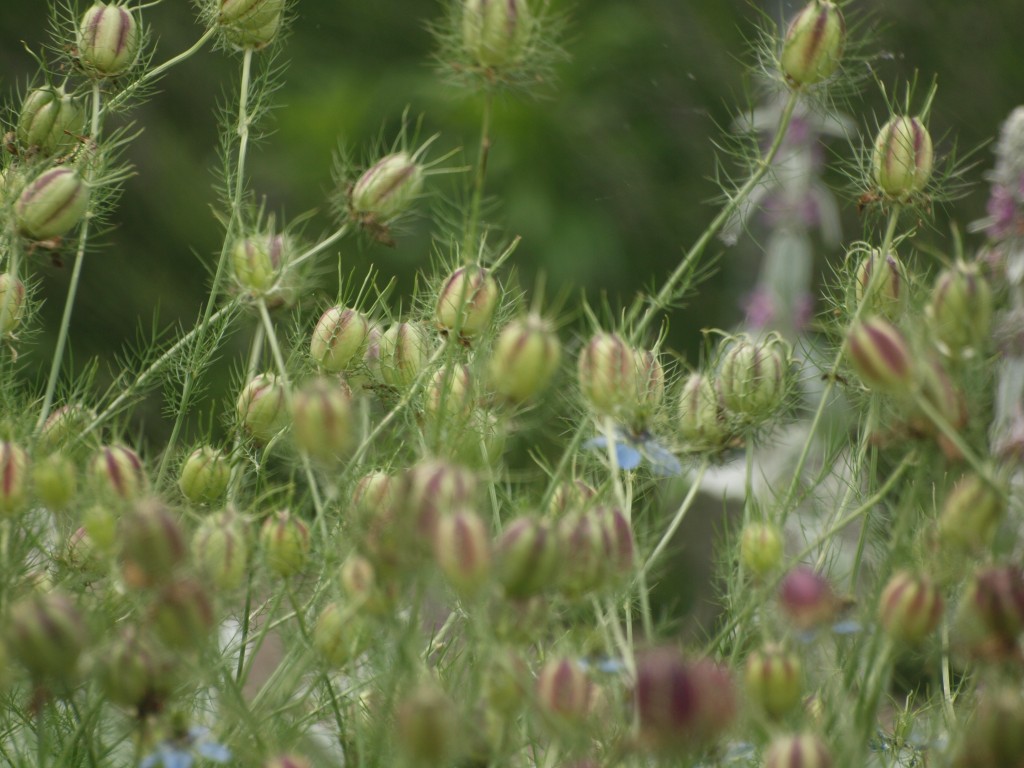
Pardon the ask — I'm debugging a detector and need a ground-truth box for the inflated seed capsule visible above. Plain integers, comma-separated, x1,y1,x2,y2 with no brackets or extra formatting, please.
764,733,833,768
956,565,1024,659
433,508,492,598
778,566,837,629
118,498,188,588
0,442,29,517
555,510,607,597
677,373,727,446
7,590,87,682
425,363,474,422
872,116,934,198
435,266,499,337
77,3,141,78
938,473,1005,554
193,510,250,591
231,233,290,295
0,274,26,336
577,332,639,418
379,322,433,388
462,0,531,68
178,446,231,504
313,601,366,667
396,682,459,764
780,0,846,87
739,522,784,578
878,571,943,645
536,658,594,724
151,578,215,649
846,316,914,393
237,372,288,442
89,444,147,501
350,151,424,223
98,628,174,710
310,306,370,372
33,453,77,510
488,314,561,401
744,645,803,718
15,167,89,240
291,377,355,463
718,334,789,419
260,509,310,577
853,249,905,319
496,516,559,599
929,263,993,354
219,0,284,49
16,86,86,156
402,458,477,541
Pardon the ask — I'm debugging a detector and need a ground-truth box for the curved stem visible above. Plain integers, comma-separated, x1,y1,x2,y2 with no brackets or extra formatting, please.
638,459,709,581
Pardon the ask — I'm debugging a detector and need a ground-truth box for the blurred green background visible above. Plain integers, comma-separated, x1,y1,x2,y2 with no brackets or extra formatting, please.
2,0,1022,439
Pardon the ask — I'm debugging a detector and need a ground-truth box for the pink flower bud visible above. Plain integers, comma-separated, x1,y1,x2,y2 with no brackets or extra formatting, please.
778,566,837,629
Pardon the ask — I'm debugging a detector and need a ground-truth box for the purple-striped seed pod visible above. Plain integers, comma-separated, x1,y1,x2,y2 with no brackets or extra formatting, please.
535,657,594,724
7,590,87,683
379,322,433,389
929,263,993,354
956,564,1024,658
291,377,355,463
718,334,789,419
118,498,187,588
462,0,532,68
938,473,1005,554
853,249,905,319
578,331,639,418
313,601,367,667
395,682,459,764
780,1,846,87
436,266,499,337
192,509,250,591
496,516,559,599
555,510,607,597
98,627,174,710
401,458,478,542
310,306,370,372
872,116,934,198
350,152,424,223
596,505,634,577
0,441,29,517
89,444,147,501
151,579,215,650
0,273,26,336
77,3,141,78
547,479,597,516
488,314,561,402
846,316,914,393
16,86,86,156
236,372,288,442
178,446,231,504
778,566,837,629
739,522,784,578
260,509,310,578
678,372,728,445
425,363,475,422
878,571,943,645
15,167,89,240
764,733,833,768
744,645,803,718
433,507,492,597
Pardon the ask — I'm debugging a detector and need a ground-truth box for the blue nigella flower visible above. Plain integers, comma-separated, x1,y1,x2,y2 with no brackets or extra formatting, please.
140,726,231,768
584,425,682,477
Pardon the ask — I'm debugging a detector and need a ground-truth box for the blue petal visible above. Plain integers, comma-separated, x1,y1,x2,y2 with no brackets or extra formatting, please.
162,751,192,768
583,436,610,452
614,443,643,470
594,657,626,674
831,619,862,635
642,441,682,476
197,742,232,763
140,755,159,768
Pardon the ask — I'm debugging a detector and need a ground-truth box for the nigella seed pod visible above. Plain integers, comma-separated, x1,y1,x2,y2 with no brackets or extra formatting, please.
577,332,639,418
633,648,737,754
718,334,790,419
352,470,397,519
38,403,98,457
436,266,500,337
852,249,905,319
846,317,914,393
779,566,837,629
310,306,370,372
462,0,532,68
379,322,433,389
950,687,1024,768
547,479,596,515
350,151,425,223
677,373,728,446
83,503,118,553
878,571,943,645
339,554,390,614
402,459,478,542
151,579,215,649
596,505,634,578
219,0,285,49
16,86,86,156
89,444,147,501
231,233,290,295
237,372,288,442
313,602,367,667
7,590,87,682
193,510,250,591
291,377,355,463
496,516,559,599
956,565,1024,658
872,116,934,198
744,645,803,718
0,442,29,517
535,658,594,724
487,314,561,402
15,167,89,241
425,363,475,422
33,453,77,510
739,522,784,578
780,1,846,87
433,508,492,598
396,682,460,764
929,263,993,354
0,273,26,335
77,3,141,78
260,509,311,578
555,511,608,597
118,498,188,589
938,473,1005,554
763,733,833,768
98,628,174,710
178,446,231,504
633,348,666,412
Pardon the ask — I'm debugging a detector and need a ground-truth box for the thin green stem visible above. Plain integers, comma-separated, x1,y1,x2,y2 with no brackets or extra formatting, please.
638,459,709,581
463,90,493,260
628,90,801,340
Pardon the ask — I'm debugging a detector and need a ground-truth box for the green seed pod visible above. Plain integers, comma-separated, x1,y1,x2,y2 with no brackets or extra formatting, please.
237,373,288,442
739,522,784,578
77,3,141,78
310,306,370,372
495,516,559,599
577,332,639,419
338,553,390,615
260,509,310,577
65,526,105,579
82,503,118,553
764,733,833,768
379,322,433,389
402,459,478,542
312,601,366,667
38,403,98,457
596,505,635,579
219,0,283,24
15,167,89,240
780,1,846,87
744,645,803,718
396,681,460,764
98,628,174,710
951,686,1024,768
7,590,87,682
718,334,790,419
487,314,561,402
633,348,666,413
938,473,1005,554
546,478,596,516
16,86,86,156
118,498,188,588
929,263,993,354
852,249,906,319
350,151,425,223
221,1,283,50
555,510,608,597
231,233,290,295
0,274,25,336
89,444,147,501
291,377,355,463
33,452,77,510
178,446,231,504
424,363,475,422
352,470,397,520
193,509,250,591
435,266,499,337
0,441,29,517
872,116,934,198
846,317,914,393
535,658,594,724
434,508,492,598
677,373,728,446
878,571,943,645
462,0,532,68
151,579,215,649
